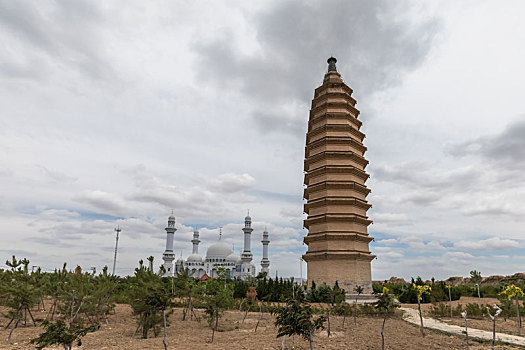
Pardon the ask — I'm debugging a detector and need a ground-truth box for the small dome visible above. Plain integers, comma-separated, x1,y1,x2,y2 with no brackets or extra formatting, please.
187,254,203,263
206,241,233,259
226,253,238,262
245,215,251,221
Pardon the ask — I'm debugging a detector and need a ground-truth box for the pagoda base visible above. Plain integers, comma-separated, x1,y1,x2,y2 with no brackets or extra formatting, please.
345,293,378,304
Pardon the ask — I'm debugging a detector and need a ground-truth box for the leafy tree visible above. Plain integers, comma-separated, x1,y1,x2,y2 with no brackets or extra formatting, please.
204,268,235,342
31,320,95,350
274,299,325,350
413,283,431,336
470,270,482,301
374,287,399,350
175,267,201,321
129,257,174,339
500,284,524,335
2,256,39,343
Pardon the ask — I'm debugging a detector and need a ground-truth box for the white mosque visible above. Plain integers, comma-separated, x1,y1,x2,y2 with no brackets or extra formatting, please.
162,213,270,280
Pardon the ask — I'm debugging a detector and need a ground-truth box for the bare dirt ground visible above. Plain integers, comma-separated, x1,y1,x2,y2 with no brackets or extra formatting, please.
0,304,522,350
416,297,523,336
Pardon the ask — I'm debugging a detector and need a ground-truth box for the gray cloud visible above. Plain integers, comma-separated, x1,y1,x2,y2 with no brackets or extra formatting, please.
450,118,525,169
0,1,116,82
194,0,440,136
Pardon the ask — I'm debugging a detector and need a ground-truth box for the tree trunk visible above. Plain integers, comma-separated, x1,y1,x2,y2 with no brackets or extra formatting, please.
342,305,346,331
417,298,425,337
326,311,330,336
491,316,496,350
477,284,481,304
27,308,37,326
292,334,295,349
254,303,262,333
281,335,286,350
309,329,315,350
243,309,248,324
448,288,453,319
381,313,387,350
464,316,469,350
5,305,22,330
40,294,46,311
516,297,522,335
239,298,245,312
162,309,168,350
7,313,21,344
354,298,358,325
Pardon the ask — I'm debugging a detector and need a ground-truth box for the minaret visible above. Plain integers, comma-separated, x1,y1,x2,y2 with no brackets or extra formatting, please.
241,212,253,263
191,227,200,255
261,227,270,274
302,57,375,293
162,213,177,276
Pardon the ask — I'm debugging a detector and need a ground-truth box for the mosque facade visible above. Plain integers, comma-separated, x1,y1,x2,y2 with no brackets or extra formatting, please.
162,213,270,280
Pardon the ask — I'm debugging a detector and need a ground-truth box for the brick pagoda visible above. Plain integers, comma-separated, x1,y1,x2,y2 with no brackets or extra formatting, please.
302,57,375,293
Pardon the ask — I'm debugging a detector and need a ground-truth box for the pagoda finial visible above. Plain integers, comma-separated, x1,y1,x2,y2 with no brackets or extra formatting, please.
327,57,337,72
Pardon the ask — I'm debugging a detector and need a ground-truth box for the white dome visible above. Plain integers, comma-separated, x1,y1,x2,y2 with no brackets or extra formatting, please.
226,253,238,262
187,254,203,263
206,241,233,259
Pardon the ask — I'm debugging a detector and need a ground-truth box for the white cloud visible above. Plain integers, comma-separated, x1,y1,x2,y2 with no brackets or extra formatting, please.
454,237,520,251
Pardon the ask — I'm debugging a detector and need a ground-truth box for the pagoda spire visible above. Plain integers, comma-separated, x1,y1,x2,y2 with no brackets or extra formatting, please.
327,56,337,72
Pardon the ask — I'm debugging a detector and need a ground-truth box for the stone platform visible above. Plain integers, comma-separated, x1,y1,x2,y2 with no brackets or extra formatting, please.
345,293,378,304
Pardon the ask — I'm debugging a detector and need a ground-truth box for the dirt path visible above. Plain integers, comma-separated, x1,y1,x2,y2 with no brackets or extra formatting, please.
401,307,525,347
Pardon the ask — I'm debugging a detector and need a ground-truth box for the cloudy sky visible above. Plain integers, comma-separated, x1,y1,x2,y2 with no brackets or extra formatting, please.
1,0,524,280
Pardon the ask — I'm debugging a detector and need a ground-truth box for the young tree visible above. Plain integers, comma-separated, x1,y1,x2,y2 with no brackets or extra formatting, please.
31,266,100,350
3,256,39,344
129,257,174,339
31,320,95,350
413,283,431,336
500,284,524,335
175,267,200,321
274,299,325,350
470,270,482,302
204,268,234,343
486,304,502,350
374,287,399,350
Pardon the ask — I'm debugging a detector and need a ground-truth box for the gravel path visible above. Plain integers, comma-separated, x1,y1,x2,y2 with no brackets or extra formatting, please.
400,307,525,347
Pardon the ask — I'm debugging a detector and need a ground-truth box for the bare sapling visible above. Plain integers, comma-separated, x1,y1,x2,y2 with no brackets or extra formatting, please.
461,311,469,350
487,304,502,350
